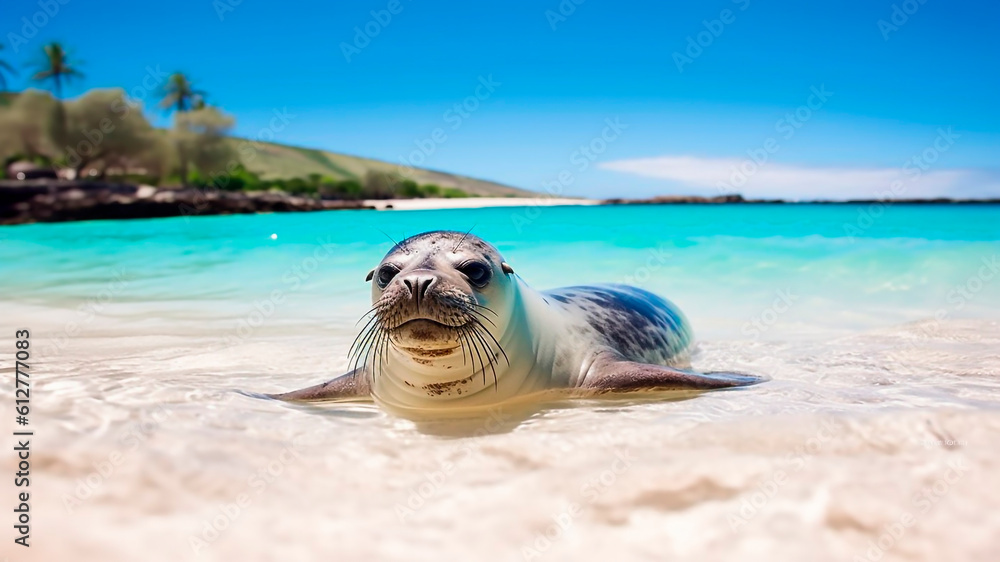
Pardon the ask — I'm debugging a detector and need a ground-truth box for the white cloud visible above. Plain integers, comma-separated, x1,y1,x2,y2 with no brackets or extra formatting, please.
599,155,1000,200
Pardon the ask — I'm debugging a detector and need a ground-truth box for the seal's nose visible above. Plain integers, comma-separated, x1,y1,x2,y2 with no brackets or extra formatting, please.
401,274,436,303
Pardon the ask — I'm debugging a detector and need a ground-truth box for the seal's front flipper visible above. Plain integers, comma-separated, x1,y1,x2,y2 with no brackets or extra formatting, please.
266,369,371,402
583,357,766,392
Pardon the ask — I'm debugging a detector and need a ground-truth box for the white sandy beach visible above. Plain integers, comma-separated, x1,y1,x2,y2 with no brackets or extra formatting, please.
5,312,1000,562
362,197,600,211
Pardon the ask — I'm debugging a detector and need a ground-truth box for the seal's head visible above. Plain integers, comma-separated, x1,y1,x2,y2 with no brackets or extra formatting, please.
352,231,516,385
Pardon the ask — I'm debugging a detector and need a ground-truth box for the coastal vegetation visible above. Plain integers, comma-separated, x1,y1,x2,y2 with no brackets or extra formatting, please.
28,42,83,99
0,41,490,200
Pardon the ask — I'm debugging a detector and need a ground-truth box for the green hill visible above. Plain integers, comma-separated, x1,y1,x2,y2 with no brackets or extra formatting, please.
228,138,536,197
1,91,534,197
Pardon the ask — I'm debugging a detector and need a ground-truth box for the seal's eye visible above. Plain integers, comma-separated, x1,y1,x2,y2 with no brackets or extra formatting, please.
376,264,400,289
459,261,492,288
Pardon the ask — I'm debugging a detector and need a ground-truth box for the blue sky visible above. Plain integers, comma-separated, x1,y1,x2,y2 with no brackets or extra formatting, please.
3,0,999,198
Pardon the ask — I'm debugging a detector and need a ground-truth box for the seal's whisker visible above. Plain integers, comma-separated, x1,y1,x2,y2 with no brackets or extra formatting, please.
352,327,378,375
371,327,387,379
366,332,378,378
458,327,469,367
471,318,510,367
464,311,495,329
452,224,477,253
374,331,384,378
350,297,396,377
353,306,381,327
462,305,497,328
378,229,405,253
465,328,486,384
468,302,499,317
462,327,480,378
349,301,387,357
380,318,396,373
358,315,387,377
458,329,474,372
468,324,499,389
348,327,371,371
377,311,398,377
349,314,382,358
467,325,489,386
350,306,385,357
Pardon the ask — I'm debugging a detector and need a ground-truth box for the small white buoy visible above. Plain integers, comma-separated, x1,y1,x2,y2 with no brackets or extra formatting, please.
270,233,278,240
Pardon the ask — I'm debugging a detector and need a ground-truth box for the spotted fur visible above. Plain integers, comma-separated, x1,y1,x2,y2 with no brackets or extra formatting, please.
545,284,692,367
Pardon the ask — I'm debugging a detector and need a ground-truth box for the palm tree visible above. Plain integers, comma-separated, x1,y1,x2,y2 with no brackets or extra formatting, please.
29,42,83,98
162,73,207,187
0,43,17,92
160,73,206,112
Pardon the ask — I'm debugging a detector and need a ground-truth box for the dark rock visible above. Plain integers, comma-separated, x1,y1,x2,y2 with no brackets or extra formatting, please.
0,180,374,225
602,194,746,205
601,194,1000,206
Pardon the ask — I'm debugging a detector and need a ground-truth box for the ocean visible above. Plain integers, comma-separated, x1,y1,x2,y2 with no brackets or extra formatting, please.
2,203,999,561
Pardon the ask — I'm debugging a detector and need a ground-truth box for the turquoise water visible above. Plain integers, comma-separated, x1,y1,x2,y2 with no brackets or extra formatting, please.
2,204,998,342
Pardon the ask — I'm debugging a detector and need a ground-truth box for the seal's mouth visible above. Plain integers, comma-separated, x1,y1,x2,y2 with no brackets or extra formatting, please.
394,318,466,331
399,345,462,361
389,318,466,351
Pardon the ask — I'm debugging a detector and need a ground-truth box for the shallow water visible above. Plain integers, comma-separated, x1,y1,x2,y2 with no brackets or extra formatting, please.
2,204,999,561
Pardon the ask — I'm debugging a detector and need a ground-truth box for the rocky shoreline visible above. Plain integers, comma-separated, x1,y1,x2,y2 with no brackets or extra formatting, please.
602,194,1000,205
0,180,373,225
603,194,750,204
2,181,998,226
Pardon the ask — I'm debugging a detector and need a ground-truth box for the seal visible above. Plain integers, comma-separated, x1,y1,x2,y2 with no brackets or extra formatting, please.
268,231,764,412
